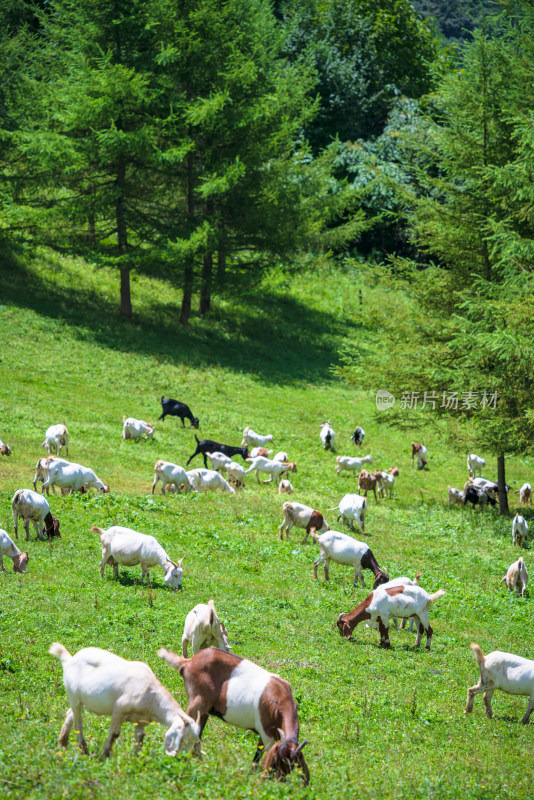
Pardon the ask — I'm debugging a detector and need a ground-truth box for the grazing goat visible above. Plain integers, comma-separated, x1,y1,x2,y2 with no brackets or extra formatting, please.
333,493,366,533
411,442,428,470
241,427,274,448
337,584,445,649
12,489,60,541
517,483,532,506
33,456,70,495
512,513,529,547
187,436,248,468
152,460,192,494
357,469,380,502
312,530,388,587
250,447,273,458
206,451,232,472
158,397,199,428
93,525,184,589
272,451,289,463
42,460,109,494
186,468,235,494
122,416,154,440
319,422,335,451
279,502,329,543
448,486,464,505
375,467,399,499
0,438,11,456
335,454,373,475
245,456,297,484
181,599,230,657
465,643,534,724
224,461,246,489
467,453,485,478
463,485,496,510
0,529,29,573
278,479,293,495
501,557,528,597
42,424,69,456
50,642,201,757
351,426,365,447
158,647,309,784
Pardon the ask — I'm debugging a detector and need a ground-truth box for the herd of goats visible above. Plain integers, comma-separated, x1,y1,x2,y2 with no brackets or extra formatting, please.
1,395,534,783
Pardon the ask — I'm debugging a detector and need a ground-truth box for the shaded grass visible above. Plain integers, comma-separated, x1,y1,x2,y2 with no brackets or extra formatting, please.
1,249,534,799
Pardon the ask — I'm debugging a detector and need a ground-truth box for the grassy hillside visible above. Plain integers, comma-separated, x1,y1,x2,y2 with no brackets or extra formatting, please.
1,248,533,800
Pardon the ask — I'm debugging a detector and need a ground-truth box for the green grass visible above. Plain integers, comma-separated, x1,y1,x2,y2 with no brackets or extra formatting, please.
1,248,534,800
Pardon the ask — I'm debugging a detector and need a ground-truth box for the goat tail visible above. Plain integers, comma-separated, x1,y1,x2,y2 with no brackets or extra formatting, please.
158,647,188,673
470,642,485,668
311,530,320,545
12,489,24,505
414,570,423,584
429,589,446,604
208,598,216,625
49,642,72,664
90,525,105,537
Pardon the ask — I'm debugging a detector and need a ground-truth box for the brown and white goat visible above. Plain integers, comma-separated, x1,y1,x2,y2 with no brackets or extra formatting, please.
0,529,29,573
411,442,428,470
337,584,445,650
158,648,309,784
279,502,329,543
0,438,11,456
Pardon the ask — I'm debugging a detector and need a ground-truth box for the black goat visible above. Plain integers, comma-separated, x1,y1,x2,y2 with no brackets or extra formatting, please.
463,486,496,510
158,397,199,428
186,436,249,468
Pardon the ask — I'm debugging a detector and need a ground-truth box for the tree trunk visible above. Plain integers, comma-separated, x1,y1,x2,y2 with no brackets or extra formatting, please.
199,252,212,314
120,267,132,317
116,159,132,318
216,249,226,287
497,453,509,515
180,263,193,325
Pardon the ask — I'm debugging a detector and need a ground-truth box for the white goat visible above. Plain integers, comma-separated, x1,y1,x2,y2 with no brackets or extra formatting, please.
223,461,246,489
278,479,294,494
320,422,335,451
465,643,534,723
42,460,109,494
12,489,60,541
49,642,201,757
367,573,422,632
0,529,29,573
181,599,230,657
517,482,532,505
272,451,289,463
33,456,70,495
152,460,192,494
206,451,232,472
335,454,373,475
512,513,529,547
279,502,329,543
448,486,464,505
241,427,274,448
375,467,399,498
467,453,485,478
0,438,11,456
245,456,297,483
312,530,388,587
334,493,367,533
42,424,69,456
186,468,235,494
93,525,184,589
500,557,528,598
122,416,154,440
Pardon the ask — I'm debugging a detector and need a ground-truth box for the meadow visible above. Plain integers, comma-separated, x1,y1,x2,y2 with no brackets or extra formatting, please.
1,248,533,800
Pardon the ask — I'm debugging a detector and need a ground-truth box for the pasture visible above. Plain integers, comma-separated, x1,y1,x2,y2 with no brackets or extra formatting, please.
1,249,533,799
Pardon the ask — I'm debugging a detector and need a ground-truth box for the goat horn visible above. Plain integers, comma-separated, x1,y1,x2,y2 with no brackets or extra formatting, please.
277,728,287,745
295,740,309,754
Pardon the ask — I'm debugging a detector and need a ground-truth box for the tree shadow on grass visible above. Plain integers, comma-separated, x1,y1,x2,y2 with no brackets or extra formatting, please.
1,254,357,386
